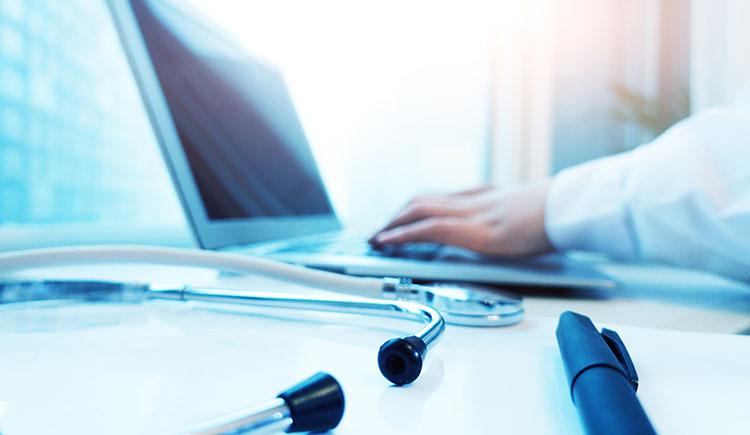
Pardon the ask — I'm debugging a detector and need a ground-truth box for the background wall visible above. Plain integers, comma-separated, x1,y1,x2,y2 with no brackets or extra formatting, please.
690,0,750,111
495,0,692,179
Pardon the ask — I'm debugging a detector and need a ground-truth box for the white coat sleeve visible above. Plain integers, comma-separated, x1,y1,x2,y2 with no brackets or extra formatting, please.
544,107,750,282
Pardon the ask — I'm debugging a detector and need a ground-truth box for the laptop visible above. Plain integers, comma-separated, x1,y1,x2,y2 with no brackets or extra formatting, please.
109,0,615,289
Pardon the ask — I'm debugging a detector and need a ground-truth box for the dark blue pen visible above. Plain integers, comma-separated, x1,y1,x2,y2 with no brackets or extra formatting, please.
556,311,657,435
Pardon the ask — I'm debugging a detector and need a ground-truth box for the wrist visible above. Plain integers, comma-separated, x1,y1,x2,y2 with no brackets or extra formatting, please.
544,153,637,259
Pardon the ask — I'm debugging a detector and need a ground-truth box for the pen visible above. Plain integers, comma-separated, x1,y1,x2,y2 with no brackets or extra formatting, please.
556,311,657,435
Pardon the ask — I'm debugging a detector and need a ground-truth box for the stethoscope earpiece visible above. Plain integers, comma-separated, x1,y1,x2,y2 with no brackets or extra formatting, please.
378,335,427,386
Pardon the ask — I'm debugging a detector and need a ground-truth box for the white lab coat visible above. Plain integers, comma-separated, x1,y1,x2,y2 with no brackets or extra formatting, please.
545,105,750,282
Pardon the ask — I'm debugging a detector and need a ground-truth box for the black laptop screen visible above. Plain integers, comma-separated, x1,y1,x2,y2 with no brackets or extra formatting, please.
130,0,334,220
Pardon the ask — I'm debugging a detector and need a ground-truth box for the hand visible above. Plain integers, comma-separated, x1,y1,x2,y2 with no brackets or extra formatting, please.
369,181,554,257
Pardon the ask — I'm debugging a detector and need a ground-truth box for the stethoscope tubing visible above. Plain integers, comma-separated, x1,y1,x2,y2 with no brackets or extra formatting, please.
0,245,384,298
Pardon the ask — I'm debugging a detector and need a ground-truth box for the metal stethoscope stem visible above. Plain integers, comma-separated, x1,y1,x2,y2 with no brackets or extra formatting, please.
148,284,444,349
184,397,291,435
151,283,444,386
0,279,444,385
180,372,346,435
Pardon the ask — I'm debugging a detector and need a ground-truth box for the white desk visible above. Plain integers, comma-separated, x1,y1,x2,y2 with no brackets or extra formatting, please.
521,261,750,334
1,263,749,434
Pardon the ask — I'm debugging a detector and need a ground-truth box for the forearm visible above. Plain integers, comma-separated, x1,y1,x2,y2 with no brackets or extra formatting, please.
544,108,750,281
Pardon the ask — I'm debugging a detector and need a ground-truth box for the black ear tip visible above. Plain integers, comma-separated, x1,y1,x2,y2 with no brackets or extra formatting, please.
378,336,427,386
278,372,345,433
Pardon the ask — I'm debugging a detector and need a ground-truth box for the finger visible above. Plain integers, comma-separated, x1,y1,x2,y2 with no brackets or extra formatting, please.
377,201,468,233
370,187,499,243
373,217,490,252
450,184,494,197
381,186,494,231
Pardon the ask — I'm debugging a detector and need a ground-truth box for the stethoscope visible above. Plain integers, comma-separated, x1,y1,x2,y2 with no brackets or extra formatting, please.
0,245,525,330
0,245,524,433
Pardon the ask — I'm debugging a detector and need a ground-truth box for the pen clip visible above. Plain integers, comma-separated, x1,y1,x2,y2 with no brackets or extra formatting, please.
600,328,639,392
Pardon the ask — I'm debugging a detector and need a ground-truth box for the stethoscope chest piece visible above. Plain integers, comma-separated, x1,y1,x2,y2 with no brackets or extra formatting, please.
383,278,524,327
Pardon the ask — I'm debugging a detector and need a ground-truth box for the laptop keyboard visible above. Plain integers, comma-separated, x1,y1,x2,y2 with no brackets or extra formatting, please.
277,235,452,261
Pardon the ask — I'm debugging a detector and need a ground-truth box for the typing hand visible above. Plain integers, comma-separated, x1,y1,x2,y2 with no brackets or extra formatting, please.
369,182,554,257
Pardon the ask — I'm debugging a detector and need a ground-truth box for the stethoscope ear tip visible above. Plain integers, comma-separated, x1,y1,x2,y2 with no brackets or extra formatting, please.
378,336,427,386
278,372,345,433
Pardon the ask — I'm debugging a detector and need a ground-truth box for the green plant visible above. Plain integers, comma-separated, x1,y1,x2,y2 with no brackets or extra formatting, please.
610,83,690,146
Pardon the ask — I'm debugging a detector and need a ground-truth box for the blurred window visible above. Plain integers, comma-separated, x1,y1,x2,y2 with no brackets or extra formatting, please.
0,0,183,244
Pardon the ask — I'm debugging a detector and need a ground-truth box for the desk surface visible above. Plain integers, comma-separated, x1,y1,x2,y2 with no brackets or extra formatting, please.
520,261,750,334
1,262,749,434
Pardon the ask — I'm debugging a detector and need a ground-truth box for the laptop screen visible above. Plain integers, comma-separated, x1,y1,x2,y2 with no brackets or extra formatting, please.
129,0,334,221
